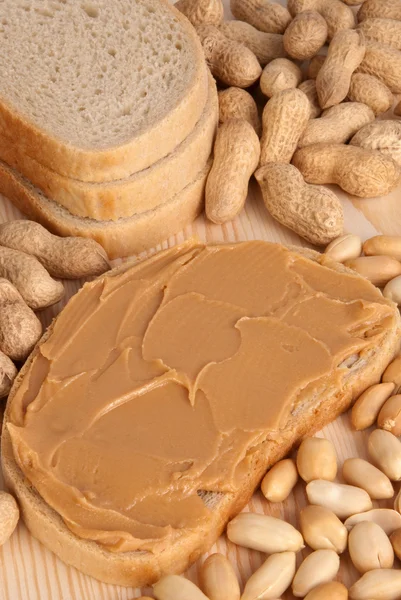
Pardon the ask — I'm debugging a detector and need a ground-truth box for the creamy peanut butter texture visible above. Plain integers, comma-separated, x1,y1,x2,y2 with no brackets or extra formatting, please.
8,241,395,553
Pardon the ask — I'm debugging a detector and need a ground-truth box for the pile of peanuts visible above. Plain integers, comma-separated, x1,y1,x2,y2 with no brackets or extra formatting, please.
174,0,401,246
0,220,110,398
325,233,401,305
149,352,401,600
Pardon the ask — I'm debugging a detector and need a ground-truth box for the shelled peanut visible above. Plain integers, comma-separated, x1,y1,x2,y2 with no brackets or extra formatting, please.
297,437,337,482
325,233,401,307
0,492,19,546
201,554,240,600
345,510,401,535
292,549,340,596
241,552,296,600
261,458,298,502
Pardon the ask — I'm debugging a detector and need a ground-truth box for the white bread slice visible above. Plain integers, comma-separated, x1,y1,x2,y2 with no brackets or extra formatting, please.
2,245,400,587
0,76,217,220
0,0,208,182
0,160,210,259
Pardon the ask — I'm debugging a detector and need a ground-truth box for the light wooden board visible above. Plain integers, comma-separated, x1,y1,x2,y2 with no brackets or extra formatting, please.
0,0,401,594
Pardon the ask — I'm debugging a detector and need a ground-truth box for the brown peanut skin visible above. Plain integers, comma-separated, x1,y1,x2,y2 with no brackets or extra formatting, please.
293,143,401,198
358,0,401,22
206,119,260,224
357,42,401,93
350,120,401,166
260,58,303,98
175,0,224,26
230,0,291,34
287,0,355,40
348,73,394,115
358,18,401,50
298,102,375,148
260,88,310,165
284,11,328,60
255,163,344,245
0,350,17,399
298,80,322,118
196,25,262,87
0,245,64,310
218,87,261,135
0,278,42,362
0,220,110,279
219,20,286,66
316,30,366,109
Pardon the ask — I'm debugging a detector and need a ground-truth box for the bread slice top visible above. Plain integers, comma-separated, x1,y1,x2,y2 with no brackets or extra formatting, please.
3,240,400,587
0,74,218,220
0,0,208,181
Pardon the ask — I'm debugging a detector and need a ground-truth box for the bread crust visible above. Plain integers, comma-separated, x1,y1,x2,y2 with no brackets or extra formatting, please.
0,160,210,259
2,245,400,587
0,77,218,220
0,0,209,183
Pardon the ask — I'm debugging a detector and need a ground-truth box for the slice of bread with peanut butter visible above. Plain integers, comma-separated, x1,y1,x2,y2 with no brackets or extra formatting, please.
2,240,400,586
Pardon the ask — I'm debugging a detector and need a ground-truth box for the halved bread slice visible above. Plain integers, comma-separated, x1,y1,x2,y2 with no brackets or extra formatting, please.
0,160,210,259
0,0,208,182
2,243,400,587
0,76,217,220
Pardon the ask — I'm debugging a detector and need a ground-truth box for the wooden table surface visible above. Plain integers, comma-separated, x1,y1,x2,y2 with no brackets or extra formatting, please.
0,1,401,597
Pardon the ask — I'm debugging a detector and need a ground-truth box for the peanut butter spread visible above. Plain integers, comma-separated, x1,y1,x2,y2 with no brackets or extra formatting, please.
7,241,395,553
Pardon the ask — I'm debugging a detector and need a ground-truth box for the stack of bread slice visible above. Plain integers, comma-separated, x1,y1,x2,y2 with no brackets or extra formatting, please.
0,0,217,258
